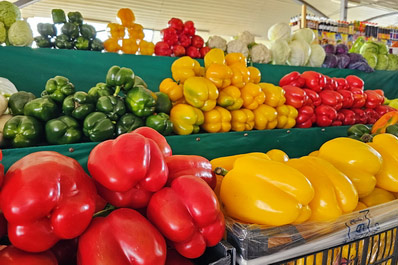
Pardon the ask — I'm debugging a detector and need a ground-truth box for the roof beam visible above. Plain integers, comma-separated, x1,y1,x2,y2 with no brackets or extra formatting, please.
14,0,41,8
366,12,398,21
290,0,329,18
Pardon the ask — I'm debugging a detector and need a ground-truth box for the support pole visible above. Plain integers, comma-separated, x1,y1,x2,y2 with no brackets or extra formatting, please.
340,0,348,21
301,5,307,29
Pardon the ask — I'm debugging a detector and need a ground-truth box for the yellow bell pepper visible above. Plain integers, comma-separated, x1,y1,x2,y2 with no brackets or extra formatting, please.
205,63,233,89
309,150,319,156
230,108,255,132
107,23,125,39
247,66,261,84
117,8,135,28
127,23,144,40
170,103,204,135
210,152,270,171
253,104,278,130
287,156,359,222
266,149,289,162
259,83,286,107
354,201,368,211
293,204,312,224
204,48,225,69
171,56,201,83
276,105,298,129
367,134,398,192
193,60,205,77
394,192,398,199
230,63,251,88
220,156,314,226
201,106,232,133
159,78,183,102
183,77,219,112
360,188,396,207
318,137,382,198
240,83,265,110
139,40,155,55
225,53,247,66
121,38,138,54
217,85,243,110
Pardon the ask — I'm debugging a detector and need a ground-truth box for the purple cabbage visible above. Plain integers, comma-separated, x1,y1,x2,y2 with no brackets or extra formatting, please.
348,60,374,73
348,52,367,64
335,44,349,55
323,44,336,54
336,54,350,69
322,53,338,68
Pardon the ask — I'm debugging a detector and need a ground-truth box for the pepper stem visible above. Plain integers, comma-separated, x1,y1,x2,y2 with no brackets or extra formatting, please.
360,133,373,143
214,167,229,176
93,204,116,218
113,86,121,97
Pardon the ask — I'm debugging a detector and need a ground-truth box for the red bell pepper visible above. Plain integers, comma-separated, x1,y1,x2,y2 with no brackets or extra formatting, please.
324,76,338,90
173,45,186,57
283,85,307,109
183,21,196,36
337,109,356,125
375,105,396,117
88,132,168,209
168,18,184,33
333,77,348,90
179,34,191,48
1,151,97,253
300,71,326,93
166,249,195,265
0,245,58,265
161,27,179,46
337,89,355,109
364,108,380,124
51,239,78,265
147,175,225,259
319,90,344,110
351,88,367,108
200,46,211,58
346,75,364,90
352,108,368,124
302,88,321,107
295,105,316,128
78,208,167,265
279,72,305,88
364,90,384,109
133,127,172,157
315,105,338,127
186,46,201,58
191,35,204,48
166,155,217,189
155,41,172,56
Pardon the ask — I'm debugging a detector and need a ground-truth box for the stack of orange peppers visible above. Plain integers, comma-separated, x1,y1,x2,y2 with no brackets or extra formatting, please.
159,48,298,135
104,8,155,55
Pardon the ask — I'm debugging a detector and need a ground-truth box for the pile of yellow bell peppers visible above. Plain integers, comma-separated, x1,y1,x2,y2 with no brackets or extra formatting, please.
211,135,398,227
160,48,298,135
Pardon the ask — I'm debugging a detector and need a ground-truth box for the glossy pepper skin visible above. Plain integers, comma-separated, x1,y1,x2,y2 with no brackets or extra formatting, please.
217,85,243,110
230,63,251,88
364,108,379,124
125,86,156,117
1,151,97,252
139,40,155,55
107,23,125,39
171,56,202,83
230,108,254,131
368,134,398,192
24,97,59,122
336,109,356,126
276,105,298,129
220,156,314,226
121,38,138,54
338,89,355,109
61,23,79,38
386,124,398,137
204,48,225,69
279,71,305,88
240,83,265,110
145,113,173,136
67,11,83,25
44,76,75,103
302,88,321,107
55,34,73,49
210,152,271,172
155,91,172,114
183,76,219,111
318,137,382,197
87,82,113,100
352,108,368,124
346,75,364,90
296,105,315,128
319,90,343,110
159,78,183,102
260,83,286,107
75,36,90,50
34,36,53,48
300,71,326,93
253,104,278,130
45,116,81,145
78,208,166,265
8,91,36,115
350,88,367,108
96,95,126,121
128,23,145,40
225,52,247,66
371,111,398,134
90,38,104,51
347,124,371,141
202,106,231,133
170,104,204,135
87,132,168,208
37,23,57,37
360,187,396,208
62,92,95,120
315,105,338,127
80,24,96,39
133,126,172,157
0,246,58,265
248,66,261,84
52,9,67,24
83,112,114,142
283,85,307,109
364,90,384,109
117,8,135,27
287,156,358,222
3,116,42,147
116,113,143,136
104,38,120,52
147,175,225,259
205,63,232,89
106,66,135,96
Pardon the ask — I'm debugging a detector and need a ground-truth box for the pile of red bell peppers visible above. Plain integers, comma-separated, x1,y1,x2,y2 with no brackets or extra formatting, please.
0,128,224,265
155,18,210,58
280,71,395,127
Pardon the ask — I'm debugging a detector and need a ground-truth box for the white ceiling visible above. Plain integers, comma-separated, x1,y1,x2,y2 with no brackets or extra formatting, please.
12,0,398,41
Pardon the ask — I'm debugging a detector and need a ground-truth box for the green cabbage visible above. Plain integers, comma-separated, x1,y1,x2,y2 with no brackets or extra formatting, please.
376,42,389,55
359,42,379,55
0,1,20,28
307,44,326,67
292,28,315,44
387,54,398,71
375,54,389,70
362,52,378,69
269,39,290,65
287,39,311,66
268,23,291,42
0,21,5,43
8,20,33,47
349,37,365,53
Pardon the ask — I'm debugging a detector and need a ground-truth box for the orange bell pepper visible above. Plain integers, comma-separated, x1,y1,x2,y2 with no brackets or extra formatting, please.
107,23,125,39
247,66,261,84
117,8,135,27
121,38,138,54
139,40,155,55
201,106,231,133
230,63,251,88
240,83,265,110
128,23,145,40
230,108,255,131
225,53,247,66
205,63,233,89
371,111,398,134
159,78,183,102
253,104,278,130
217,85,243,111
104,38,120,53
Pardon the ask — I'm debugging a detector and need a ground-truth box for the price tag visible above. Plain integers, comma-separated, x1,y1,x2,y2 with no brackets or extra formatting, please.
344,209,380,243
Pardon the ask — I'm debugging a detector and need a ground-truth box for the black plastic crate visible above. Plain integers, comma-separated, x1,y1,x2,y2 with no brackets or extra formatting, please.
194,240,236,265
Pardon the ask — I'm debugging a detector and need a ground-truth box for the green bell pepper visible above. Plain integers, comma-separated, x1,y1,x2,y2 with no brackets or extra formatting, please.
37,23,57,37
96,95,126,121
125,86,156,117
90,38,104,51
8,91,36,115
75,36,90,50
134,76,147,88
52,9,67,24
55,34,73,49
3,115,42,148
106,65,135,96
385,124,398,137
80,24,96,39
145,113,173,136
63,91,95,120
61,23,79,39
44,76,75,103
24,97,59,122
116,113,143,136
88,83,113,100
83,112,114,142
347,124,373,142
34,36,53,48
45,115,81,145
68,11,83,25
155,92,172,114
